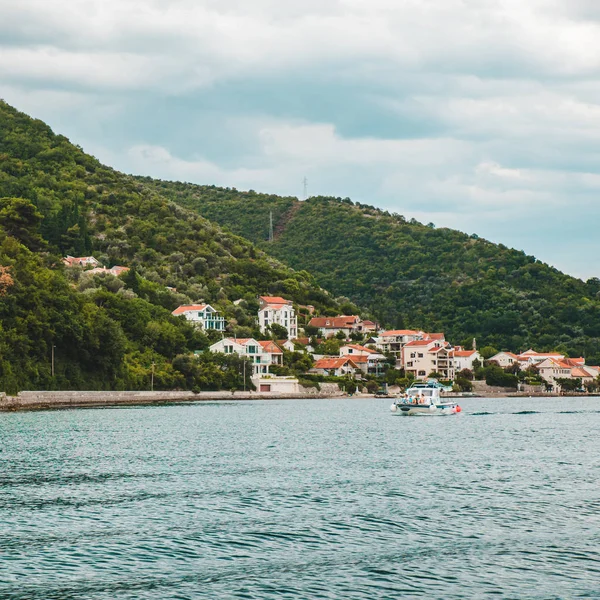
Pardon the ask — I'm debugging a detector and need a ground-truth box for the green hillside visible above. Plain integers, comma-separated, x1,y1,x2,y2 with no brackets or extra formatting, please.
0,101,344,393
139,180,600,363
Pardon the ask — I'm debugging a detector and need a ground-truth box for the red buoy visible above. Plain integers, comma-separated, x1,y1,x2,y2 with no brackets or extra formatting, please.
456,405,462,413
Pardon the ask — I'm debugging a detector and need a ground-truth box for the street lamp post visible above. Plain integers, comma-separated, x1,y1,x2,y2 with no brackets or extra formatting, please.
51,345,56,378
151,361,155,392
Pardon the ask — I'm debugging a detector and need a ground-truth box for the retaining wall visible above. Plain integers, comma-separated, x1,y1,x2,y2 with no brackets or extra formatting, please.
0,383,345,412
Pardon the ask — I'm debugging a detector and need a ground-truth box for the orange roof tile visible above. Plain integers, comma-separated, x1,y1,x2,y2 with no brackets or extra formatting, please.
380,329,421,336
260,296,291,305
309,316,360,328
172,304,208,315
314,357,358,369
259,341,283,353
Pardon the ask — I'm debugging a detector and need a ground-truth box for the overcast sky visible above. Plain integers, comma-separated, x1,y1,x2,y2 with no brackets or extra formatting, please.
1,0,600,279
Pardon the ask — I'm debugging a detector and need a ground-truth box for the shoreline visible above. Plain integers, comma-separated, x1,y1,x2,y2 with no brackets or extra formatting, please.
0,389,349,412
1,390,598,413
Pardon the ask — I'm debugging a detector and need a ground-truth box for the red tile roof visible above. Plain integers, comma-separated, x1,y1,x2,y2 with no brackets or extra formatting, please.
342,354,368,363
344,344,376,354
453,350,477,357
424,333,445,340
313,357,357,369
309,316,360,329
571,367,593,378
260,296,291,305
380,329,421,336
259,341,283,354
172,304,208,315
404,340,433,347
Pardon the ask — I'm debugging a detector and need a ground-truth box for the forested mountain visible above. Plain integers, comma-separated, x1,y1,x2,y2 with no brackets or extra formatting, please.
0,101,345,393
140,180,600,363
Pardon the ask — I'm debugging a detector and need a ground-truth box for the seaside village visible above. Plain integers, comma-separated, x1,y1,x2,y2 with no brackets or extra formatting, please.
65,256,600,395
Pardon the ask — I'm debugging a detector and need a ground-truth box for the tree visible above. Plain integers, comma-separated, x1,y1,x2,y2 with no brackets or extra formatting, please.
554,377,582,393
0,197,46,250
479,346,498,360
458,368,473,381
268,323,289,340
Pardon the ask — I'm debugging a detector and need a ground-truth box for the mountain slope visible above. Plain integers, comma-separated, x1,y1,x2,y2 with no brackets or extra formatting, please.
0,101,344,393
139,179,600,362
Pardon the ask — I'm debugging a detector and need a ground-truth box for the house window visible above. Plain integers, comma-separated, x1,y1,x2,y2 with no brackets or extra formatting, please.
418,353,424,358
247,346,258,354
410,353,416,358
418,370,426,376
348,349,353,353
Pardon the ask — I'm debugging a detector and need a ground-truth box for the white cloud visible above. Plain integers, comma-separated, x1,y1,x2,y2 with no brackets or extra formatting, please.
2,0,600,277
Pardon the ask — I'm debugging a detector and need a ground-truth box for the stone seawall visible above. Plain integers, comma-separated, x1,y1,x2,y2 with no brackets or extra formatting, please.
0,384,344,412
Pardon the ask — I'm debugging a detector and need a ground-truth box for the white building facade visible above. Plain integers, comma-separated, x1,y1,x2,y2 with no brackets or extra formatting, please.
258,296,298,339
209,338,279,375
172,304,226,331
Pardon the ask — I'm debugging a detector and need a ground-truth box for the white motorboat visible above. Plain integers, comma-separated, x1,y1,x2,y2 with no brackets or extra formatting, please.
390,380,461,416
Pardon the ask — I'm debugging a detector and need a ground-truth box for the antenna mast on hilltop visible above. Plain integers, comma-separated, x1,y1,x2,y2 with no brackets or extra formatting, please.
303,176,308,200
269,210,274,242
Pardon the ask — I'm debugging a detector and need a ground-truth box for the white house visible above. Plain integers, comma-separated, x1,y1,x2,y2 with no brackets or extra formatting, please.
258,296,298,339
252,375,301,394
310,357,360,377
518,349,566,368
308,315,363,338
172,304,226,331
377,330,445,368
63,255,100,268
403,339,455,380
339,344,378,357
489,351,520,368
209,338,280,375
376,330,427,363
535,357,596,391
339,344,386,375
453,349,482,373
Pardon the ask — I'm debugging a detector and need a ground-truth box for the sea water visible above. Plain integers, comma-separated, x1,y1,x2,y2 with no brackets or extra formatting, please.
1,397,599,599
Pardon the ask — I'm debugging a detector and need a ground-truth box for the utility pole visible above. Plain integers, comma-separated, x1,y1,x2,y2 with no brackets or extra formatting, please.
269,211,274,242
243,359,246,392
51,345,56,378
151,361,155,392
303,177,308,200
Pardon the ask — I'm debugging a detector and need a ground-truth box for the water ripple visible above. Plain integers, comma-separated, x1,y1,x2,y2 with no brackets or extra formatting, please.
1,396,599,599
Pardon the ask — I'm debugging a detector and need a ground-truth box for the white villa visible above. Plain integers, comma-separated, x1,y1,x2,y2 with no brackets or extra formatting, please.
535,357,598,391
339,344,386,375
453,349,482,372
307,315,362,338
63,255,100,268
402,339,455,380
488,351,521,368
209,337,283,376
310,357,360,377
258,296,298,339
376,330,445,367
172,304,226,331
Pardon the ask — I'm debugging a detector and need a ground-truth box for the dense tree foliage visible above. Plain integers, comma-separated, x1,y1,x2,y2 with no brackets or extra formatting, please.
142,180,600,364
0,101,344,393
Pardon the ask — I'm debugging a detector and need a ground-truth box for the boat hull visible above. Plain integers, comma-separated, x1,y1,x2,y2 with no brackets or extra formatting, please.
390,403,459,416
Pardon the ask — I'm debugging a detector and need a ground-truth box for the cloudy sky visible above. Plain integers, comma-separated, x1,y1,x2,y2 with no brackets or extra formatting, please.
1,0,600,279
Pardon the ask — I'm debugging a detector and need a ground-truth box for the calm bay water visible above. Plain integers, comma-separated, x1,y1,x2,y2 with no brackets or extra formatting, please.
1,397,599,599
